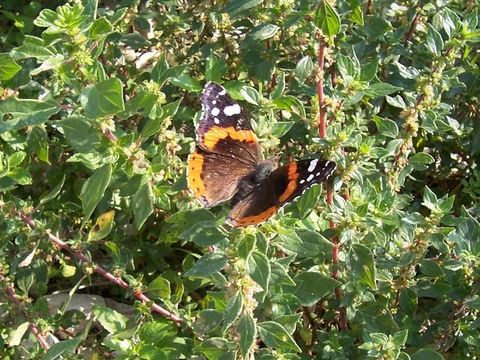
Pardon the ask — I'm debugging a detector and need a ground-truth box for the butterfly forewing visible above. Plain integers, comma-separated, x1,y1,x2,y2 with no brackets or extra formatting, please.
196,82,261,165
188,82,262,207
227,159,336,227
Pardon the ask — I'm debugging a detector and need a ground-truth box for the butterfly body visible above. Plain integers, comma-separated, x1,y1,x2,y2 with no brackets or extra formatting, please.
187,82,336,227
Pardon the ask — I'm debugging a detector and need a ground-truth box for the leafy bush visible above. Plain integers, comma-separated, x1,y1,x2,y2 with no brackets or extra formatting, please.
1,0,479,359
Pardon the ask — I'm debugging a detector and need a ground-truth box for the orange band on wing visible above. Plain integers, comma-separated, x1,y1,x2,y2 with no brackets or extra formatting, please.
230,206,278,227
202,126,257,150
187,152,205,198
278,162,299,203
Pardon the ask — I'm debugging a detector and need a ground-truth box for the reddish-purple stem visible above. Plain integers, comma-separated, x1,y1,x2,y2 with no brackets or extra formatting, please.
20,213,182,325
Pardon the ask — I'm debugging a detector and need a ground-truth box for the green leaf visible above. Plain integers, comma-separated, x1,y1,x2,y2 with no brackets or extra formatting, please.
11,35,55,60
373,116,399,138
241,86,261,105
294,56,313,83
93,305,128,334
247,251,271,291
85,78,125,118
89,17,113,39
223,291,243,331
271,121,294,138
205,55,228,83
314,0,341,37
180,222,226,247
277,229,332,259
237,313,256,358
224,0,264,16
419,259,445,277
0,53,22,80
360,59,378,82
80,163,112,225
351,244,377,290
271,72,285,99
133,182,154,230
170,74,202,92
88,210,115,242
257,321,301,352
58,116,101,153
149,276,171,299
7,321,30,346
292,271,340,306
426,24,444,56
185,252,228,277
411,349,444,360
27,126,49,163
364,83,402,97
44,337,82,360
248,24,279,41
0,98,59,133
38,174,65,207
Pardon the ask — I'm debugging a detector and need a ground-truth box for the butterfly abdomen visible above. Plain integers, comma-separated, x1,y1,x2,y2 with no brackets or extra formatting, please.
231,161,275,206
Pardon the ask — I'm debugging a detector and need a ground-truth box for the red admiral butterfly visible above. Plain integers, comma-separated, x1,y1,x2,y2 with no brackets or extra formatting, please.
187,82,336,227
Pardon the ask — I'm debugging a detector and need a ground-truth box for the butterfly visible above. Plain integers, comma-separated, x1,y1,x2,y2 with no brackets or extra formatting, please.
187,82,336,227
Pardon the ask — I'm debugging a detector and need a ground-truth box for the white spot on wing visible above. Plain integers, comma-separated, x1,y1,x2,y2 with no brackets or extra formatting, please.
211,107,220,116
316,172,321,176
214,118,220,124
308,159,318,173
300,179,305,184
212,100,216,105
224,104,241,116
307,174,314,182
219,89,226,95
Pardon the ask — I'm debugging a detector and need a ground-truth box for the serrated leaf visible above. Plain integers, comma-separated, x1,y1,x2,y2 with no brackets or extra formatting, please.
0,98,59,134
223,291,243,332
238,313,256,358
373,116,399,138
0,53,22,80
294,56,313,83
271,121,294,138
27,126,49,163
133,182,154,230
248,24,279,41
85,78,125,118
149,276,171,299
257,321,301,352
247,251,270,291
314,0,341,37
185,252,228,277
292,271,340,306
80,163,112,225
351,244,377,290
93,305,128,334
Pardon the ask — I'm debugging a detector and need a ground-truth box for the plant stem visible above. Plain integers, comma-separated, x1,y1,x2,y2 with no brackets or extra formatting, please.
18,212,183,325
0,273,50,350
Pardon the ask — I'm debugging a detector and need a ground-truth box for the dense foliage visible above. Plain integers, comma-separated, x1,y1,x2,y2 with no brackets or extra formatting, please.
1,0,480,359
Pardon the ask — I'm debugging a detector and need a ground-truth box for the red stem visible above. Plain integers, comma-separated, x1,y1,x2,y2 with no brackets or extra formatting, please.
403,10,421,46
317,37,327,139
19,213,183,325
316,32,347,331
0,274,50,350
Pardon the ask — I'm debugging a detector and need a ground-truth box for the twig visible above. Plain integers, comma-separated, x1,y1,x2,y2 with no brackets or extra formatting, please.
316,32,347,330
403,9,421,46
316,35,327,139
18,212,183,325
0,273,50,350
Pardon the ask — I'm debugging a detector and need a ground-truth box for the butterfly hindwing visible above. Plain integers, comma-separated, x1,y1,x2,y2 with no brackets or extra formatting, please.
227,159,336,227
187,147,255,207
